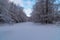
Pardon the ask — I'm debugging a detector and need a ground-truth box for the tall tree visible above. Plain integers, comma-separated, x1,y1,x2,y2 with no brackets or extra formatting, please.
0,0,10,23
31,0,56,23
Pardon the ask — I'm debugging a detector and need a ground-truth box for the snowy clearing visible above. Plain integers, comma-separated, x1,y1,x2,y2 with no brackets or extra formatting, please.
0,22,60,40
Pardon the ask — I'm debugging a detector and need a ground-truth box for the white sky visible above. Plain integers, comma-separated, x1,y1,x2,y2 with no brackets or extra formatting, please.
9,0,36,17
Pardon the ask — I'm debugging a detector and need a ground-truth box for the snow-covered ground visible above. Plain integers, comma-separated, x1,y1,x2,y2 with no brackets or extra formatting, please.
0,22,60,40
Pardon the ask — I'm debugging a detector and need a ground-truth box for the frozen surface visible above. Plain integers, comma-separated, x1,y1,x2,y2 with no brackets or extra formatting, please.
0,22,60,40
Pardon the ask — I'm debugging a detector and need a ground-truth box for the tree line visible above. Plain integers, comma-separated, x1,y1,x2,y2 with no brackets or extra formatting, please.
0,0,27,23
0,0,60,24
30,0,60,24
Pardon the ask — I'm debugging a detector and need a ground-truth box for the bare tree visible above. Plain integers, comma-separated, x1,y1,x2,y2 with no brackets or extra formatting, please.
31,0,56,24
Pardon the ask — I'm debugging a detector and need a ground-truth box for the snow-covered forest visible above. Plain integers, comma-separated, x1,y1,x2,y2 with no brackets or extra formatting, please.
0,0,60,40
30,0,60,24
0,0,27,23
0,0,60,24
